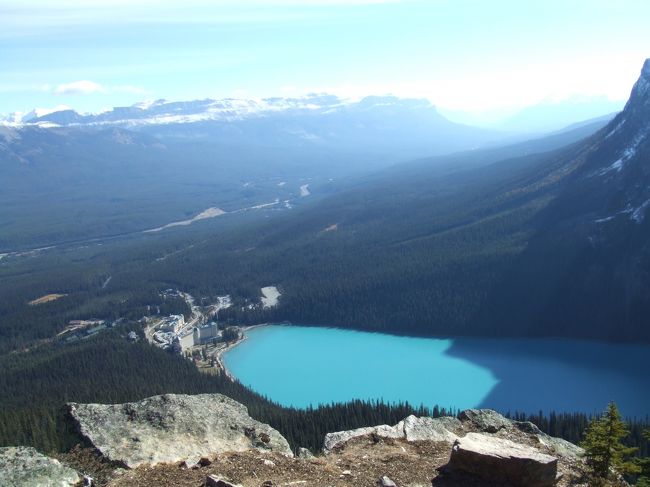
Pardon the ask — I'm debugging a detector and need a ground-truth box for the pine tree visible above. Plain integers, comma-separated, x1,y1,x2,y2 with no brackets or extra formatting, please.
637,429,650,487
580,403,640,479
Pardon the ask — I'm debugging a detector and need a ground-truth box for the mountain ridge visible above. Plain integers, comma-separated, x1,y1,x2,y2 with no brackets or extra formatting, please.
2,94,445,128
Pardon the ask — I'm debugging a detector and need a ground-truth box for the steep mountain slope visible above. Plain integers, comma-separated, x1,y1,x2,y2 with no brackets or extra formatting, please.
487,58,650,339
161,59,650,342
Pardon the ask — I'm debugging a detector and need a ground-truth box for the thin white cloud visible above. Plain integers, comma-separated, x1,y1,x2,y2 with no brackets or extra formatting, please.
0,0,408,35
53,80,105,95
52,80,147,96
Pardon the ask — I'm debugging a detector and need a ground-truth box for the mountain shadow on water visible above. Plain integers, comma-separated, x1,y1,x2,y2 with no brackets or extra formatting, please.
443,337,650,417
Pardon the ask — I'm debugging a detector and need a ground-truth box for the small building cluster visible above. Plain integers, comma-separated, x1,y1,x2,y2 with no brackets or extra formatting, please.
194,322,219,345
160,314,185,334
171,321,221,354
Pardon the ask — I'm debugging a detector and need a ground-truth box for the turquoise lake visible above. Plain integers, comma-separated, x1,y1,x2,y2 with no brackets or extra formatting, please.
223,325,650,416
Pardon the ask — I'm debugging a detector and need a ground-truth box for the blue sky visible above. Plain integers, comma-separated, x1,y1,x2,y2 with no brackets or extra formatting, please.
1,0,649,115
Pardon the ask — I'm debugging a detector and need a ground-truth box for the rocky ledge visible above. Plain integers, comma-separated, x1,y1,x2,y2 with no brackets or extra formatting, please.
324,408,582,460
319,408,586,487
3,395,597,487
68,393,292,468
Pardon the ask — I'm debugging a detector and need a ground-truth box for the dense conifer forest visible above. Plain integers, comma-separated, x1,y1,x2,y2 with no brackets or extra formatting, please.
0,330,647,456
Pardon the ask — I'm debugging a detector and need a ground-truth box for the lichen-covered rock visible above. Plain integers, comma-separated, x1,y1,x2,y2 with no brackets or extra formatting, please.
536,432,584,458
459,408,513,433
323,415,463,452
402,415,461,442
68,393,292,468
447,432,558,487
459,409,584,458
0,446,80,487
323,423,403,452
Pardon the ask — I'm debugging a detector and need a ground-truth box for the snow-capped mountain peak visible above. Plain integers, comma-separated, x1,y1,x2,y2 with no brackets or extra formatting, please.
1,93,441,130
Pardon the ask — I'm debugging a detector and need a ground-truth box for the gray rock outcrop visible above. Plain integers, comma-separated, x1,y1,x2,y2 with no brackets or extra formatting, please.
459,409,583,459
535,432,584,458
68,393,292,468
0,446,80,487
403,415,461,442
323,422,403,452
322,408,584,474
446,432,558,487
323,414,462,453
459,408,513,433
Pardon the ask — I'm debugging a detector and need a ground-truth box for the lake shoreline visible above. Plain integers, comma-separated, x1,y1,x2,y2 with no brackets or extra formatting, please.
215,323,271,379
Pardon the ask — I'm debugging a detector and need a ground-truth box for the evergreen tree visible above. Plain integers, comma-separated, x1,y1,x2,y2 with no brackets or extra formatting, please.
580,403,640,480
637,429,650,487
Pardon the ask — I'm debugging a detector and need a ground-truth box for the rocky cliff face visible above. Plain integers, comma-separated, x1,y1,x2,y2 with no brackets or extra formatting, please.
68,393,293,468
1,394,602,486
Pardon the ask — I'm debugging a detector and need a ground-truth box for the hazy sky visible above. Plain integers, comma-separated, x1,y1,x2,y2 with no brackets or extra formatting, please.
1,0,649,115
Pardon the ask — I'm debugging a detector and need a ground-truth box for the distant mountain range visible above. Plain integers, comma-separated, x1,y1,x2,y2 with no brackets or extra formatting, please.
1,94,502,158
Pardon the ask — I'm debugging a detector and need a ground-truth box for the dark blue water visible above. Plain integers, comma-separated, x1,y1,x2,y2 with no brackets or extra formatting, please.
223,325,650,417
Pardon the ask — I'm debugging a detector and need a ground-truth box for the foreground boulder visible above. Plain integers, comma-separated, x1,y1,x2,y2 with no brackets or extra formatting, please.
68,393,292,468
0,446,80,487
459,409,583,459
445,432,558,487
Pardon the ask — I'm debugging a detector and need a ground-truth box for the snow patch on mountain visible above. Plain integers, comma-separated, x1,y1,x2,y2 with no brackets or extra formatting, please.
132,99,168,110
605,119,625,139
597,198,650,225
631,199,650,223
599,130,646,175
260,286,281,308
